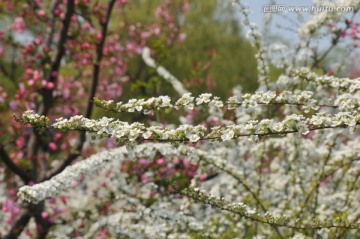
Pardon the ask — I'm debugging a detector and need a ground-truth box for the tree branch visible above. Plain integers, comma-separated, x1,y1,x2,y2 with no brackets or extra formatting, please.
38,0,75,116
0,143,31,183
3,211,32,239
42,0,117,181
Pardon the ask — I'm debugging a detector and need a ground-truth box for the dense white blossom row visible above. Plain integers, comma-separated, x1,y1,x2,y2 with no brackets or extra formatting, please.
93,90,360,115
293,67,360,92
21,109,360,144
19,141,360,231
18,143,186,203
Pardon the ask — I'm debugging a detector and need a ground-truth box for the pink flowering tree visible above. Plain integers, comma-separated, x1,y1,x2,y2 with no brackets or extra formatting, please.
0,0,189,238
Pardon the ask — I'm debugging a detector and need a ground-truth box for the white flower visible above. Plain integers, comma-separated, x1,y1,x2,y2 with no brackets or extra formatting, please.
188,134,200,143
143,131,152,139
221,129,235,141
196,93,212,105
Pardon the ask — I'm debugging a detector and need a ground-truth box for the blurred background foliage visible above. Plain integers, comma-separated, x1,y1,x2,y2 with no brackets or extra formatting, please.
119,0,259,99
0,0,260,112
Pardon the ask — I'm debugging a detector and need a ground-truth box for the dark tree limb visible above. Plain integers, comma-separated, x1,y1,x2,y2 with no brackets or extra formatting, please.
38,0,75,116
0,143,31,183
3,211,32,239
42,0,117,181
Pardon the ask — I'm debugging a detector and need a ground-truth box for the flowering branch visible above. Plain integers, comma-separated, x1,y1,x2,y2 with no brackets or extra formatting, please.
93,90,347,115
18,143,182,203
180,187,360,230
19,109,360,145
293,68,360,92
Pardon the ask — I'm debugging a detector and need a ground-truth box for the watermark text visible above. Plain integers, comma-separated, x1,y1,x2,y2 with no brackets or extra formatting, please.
262,5,354,13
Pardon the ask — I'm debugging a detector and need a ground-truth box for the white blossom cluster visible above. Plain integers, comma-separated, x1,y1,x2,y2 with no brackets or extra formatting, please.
94,90,360,115
293,67,360,92
18,147,128,203
299,0,360,38
93,93,223,113
19,141,360,233
12,1,360,238
18,143,186,203
227,90,322,113
21,109,360,145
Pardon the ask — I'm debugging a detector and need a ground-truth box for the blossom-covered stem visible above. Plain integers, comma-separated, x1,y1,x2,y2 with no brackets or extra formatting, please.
197,146,287,239
93,93,338,114
0,143,31,183
201,152,268,212
293,68,360,92
180,187,360,230
232,0,270,89
311,143,335,219
228,101,337,109
18,110,360,144
299,155,359,221
297,141,335,220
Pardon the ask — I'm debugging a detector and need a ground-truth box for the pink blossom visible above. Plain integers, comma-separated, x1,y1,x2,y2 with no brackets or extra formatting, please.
141,175,152,183
48,198,57,204
96,32,103,40
2,199,21,224
10,17,26,33
41,211,49,219
37,10,46,18
198,174,207,181
156,158,166,166
139,158,151,167
45,82,55,90
15,138,25,149
48,142,58,151
54,133,62,141
9,101,17,110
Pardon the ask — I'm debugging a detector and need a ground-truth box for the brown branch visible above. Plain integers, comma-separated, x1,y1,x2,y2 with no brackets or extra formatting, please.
24,0,74,183
0,143,31,183
0,63,10,79
42,0,117,181
3,211,32,239
38,0,75,116
311,12,358,69
46,0,61,49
